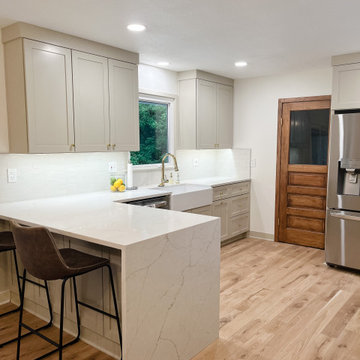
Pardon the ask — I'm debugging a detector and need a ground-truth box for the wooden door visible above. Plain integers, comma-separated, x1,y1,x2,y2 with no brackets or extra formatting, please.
72,51,110,152
217,84,233,149
23,39,75,153
275,96,331,249
109,59,139,151
197,79,217,149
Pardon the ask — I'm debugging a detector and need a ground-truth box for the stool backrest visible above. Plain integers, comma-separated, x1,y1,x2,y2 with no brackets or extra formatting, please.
10,221,70,280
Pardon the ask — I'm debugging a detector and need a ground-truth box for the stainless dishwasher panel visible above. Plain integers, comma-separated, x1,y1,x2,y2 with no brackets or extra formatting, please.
326,209,360,270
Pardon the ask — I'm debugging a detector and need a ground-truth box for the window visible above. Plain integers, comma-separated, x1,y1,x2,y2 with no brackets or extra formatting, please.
130,94,174,166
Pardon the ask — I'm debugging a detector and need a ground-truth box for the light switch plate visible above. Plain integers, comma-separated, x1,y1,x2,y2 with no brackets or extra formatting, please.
7,168,17,183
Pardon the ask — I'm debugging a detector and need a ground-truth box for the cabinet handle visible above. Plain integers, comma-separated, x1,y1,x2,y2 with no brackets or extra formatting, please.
107,144,111,150
70,144,75,151
112,144,116,150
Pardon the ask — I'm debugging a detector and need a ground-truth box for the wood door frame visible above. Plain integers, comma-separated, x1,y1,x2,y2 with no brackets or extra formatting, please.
274,95,331,242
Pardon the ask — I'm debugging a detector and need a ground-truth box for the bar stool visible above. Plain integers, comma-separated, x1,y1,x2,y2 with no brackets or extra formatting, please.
0,231,53,348
10,221,122,360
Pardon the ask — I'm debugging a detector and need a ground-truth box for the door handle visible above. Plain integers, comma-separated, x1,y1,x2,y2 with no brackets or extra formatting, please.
330,210,360,222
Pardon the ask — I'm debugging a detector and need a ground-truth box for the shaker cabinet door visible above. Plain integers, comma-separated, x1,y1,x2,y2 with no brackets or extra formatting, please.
197,79,217,149
109,59,139,151
72,51,110,152
24,39,74,153
212,199,230,241
217,84,233,149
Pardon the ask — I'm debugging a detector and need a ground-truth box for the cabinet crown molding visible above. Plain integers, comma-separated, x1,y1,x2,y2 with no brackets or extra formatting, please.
177,69,234,86
332,52,360,66
2,22,139,65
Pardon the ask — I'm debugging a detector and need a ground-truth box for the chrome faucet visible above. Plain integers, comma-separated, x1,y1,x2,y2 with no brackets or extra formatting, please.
159,153,179,187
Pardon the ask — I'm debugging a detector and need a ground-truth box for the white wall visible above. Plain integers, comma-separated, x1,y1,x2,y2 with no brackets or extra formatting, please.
138,64,177,95
233,67,332,237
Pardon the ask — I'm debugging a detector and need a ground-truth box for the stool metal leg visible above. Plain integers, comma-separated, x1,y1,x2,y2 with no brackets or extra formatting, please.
72,277,81,341
16,269,26,360
106,264,122,358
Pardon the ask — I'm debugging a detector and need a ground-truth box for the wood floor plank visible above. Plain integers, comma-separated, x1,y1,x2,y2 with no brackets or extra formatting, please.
194,238,360,360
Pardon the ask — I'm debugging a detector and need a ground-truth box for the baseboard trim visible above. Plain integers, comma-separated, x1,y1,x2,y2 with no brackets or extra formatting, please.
248,231,274,241
0,289,11,305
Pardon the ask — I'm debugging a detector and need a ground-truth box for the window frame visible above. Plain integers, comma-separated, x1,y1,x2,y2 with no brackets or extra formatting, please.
131,91,176,170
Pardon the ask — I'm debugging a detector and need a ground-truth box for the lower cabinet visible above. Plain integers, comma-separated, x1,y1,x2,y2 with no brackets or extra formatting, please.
188,181,250,243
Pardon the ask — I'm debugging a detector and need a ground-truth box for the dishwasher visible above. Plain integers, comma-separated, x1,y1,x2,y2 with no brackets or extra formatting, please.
123,195,170,209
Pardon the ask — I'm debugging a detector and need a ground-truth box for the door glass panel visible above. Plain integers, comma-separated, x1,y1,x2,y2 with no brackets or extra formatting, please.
289,109,330,165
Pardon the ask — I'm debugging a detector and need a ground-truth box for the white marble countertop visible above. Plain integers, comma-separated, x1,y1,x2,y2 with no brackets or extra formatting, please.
183,176,251,187
0,191,217,250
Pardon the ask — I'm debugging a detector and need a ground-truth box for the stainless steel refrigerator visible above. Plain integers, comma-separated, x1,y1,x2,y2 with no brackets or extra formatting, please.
326,111,360,270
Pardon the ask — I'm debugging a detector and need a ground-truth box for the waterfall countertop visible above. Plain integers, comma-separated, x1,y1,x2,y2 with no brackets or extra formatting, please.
0,190,217,250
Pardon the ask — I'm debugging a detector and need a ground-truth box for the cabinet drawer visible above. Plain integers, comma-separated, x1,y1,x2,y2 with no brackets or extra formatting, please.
230,181,250,197
213,185,230,201
229,213,249,238
229,194,250,217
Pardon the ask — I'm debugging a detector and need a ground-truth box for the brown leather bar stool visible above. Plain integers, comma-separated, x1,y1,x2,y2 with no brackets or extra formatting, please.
0,231,53,348
10,221,122,360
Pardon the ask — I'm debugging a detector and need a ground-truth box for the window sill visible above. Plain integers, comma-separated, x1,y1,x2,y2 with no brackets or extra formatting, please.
132,163,175,172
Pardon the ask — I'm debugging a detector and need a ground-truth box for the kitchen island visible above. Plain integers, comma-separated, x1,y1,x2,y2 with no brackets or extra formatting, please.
0,191,220,360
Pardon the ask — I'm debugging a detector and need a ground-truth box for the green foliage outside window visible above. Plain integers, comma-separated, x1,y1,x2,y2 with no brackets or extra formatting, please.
130,101,169,165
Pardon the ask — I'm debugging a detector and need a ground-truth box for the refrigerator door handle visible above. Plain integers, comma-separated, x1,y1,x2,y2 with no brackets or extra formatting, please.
330,210,360,222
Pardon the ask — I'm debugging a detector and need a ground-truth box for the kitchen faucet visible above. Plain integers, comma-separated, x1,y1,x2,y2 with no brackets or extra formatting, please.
159,153,179,187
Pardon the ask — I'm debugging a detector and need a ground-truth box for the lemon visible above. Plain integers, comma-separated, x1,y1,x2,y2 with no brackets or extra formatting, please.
110,185,117,192
114,179,123,188
118,184,126,192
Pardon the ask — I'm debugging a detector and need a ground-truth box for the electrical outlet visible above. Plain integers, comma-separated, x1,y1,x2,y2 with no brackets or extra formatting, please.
108,162,117,172
193,158,199,167
7,168,17,183
250,159,256,168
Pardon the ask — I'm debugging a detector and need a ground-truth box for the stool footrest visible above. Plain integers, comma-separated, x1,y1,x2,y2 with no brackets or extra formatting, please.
77,300,118,320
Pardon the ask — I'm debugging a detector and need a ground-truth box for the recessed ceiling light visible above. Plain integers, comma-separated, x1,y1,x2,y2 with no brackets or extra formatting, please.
127,24,146,32
157,61,170,66
235,61,248,67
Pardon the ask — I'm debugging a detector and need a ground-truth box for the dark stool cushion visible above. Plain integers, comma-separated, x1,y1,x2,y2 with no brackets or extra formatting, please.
0,231,15,251
59,248,109,276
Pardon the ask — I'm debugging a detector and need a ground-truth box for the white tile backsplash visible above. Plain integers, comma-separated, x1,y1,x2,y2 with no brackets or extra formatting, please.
0,149,250,203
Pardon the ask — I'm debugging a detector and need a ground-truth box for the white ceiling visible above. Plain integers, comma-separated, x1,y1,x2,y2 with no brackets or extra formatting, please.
0,0,360,79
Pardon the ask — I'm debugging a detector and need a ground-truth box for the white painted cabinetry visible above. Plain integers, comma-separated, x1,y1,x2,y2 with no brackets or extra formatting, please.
109,59,139,151
72,51,110,152
2,24,139,154
178,70,234,150
24,40,75,153
332,63,360,110
189,180,250,243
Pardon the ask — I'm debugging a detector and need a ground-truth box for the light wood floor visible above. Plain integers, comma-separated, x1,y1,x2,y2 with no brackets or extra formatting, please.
193,238,360,360
1,238,360,359
0,303,113,359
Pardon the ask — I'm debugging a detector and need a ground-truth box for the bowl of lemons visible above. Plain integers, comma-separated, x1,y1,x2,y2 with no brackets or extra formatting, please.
110,177,126,192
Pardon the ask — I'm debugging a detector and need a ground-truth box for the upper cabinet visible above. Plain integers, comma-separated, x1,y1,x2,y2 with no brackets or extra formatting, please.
109,59,139,151
72,51,110,152
2,22,139,153
177,70,234,150
23,39,75,153
331,53,360,110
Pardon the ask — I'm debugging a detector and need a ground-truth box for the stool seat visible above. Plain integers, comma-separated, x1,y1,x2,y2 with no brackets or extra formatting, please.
59,248,109,276
0,231,16,251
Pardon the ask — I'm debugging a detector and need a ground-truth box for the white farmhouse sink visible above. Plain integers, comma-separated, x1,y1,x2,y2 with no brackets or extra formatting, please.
151,184,213,211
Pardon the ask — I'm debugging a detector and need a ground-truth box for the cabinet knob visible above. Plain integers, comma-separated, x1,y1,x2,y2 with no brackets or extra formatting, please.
112,144,116,150
70,144,75,151
107,144,111,150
